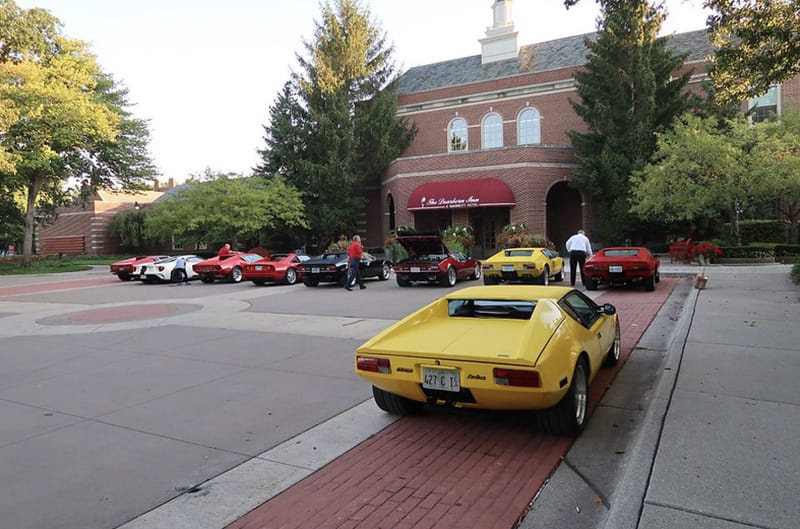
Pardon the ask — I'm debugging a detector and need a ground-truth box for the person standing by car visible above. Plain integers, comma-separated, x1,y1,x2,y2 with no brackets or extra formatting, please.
173,255,189,285
565,229,593,287
345,235,366,291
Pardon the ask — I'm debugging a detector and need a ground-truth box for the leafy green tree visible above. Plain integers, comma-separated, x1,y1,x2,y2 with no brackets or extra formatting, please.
143,173,308,249
568,0,692,243
107,208,148,252
707,0,800,106
256,0,414,248
749,111,800,243
630,114,757,244
0,1,156,266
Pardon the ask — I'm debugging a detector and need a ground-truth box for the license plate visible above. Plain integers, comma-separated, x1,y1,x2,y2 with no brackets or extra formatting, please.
609,265,623,273
410,266,421,273
502,265,514,272
311,267,320,273
422,368,460,392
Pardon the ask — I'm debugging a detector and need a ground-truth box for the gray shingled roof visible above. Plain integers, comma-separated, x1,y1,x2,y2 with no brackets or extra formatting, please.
398,29,712,96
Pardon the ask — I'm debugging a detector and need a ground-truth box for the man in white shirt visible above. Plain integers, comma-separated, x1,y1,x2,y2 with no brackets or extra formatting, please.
565,229,593,287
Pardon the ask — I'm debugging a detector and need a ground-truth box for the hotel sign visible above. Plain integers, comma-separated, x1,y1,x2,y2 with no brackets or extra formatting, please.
419,195,481,209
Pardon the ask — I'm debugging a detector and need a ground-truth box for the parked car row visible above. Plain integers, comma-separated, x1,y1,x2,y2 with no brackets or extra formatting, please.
110,241,660,292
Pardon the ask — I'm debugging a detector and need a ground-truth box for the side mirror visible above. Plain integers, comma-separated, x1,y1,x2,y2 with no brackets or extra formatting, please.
600,303,616,316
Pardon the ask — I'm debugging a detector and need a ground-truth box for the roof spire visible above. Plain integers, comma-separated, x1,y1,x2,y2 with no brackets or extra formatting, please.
480,1,519,64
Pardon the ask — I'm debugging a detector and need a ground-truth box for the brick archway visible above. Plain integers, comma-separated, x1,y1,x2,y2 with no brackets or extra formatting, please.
546,182,583,255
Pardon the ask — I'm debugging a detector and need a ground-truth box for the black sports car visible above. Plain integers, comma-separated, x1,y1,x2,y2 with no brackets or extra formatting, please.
300,251,392,287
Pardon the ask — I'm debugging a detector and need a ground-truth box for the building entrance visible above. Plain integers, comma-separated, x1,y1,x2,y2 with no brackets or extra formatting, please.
546,182,582,255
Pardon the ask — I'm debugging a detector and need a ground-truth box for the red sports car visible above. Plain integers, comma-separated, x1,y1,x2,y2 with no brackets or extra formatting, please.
393,234,482,287
583,247,661,291
242,253,310,286
194,252,263,283
109,255,167,281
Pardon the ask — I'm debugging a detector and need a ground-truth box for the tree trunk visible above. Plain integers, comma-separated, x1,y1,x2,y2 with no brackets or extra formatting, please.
730,201,742,246
22,176,44,268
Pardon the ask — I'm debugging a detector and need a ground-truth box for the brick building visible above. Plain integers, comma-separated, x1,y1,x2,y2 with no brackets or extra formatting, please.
370,0,796,258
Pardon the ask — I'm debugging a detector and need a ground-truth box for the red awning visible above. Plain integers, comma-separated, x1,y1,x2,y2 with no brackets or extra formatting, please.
407,178,515,211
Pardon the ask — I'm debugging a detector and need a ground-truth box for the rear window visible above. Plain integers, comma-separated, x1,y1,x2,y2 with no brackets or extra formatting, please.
504,250,534,257
603,249,640,257
448,299,536,320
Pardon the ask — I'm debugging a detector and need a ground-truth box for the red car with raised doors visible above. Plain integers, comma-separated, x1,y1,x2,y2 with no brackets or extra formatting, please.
193,252,263,283
109,255,167,281
583,246,661,291
242,253,309,286
393,234,481,287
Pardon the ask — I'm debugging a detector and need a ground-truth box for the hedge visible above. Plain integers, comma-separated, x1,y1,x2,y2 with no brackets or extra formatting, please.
722,220,790,244
774,245,800,257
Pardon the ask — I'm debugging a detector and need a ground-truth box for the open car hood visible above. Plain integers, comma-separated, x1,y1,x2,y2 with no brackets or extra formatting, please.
396,235,448,256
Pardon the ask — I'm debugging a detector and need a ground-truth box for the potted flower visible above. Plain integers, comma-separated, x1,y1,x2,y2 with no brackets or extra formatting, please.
497,223,555,250
688,241,723,264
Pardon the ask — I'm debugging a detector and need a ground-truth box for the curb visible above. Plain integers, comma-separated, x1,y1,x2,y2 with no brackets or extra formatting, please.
600,279,700,529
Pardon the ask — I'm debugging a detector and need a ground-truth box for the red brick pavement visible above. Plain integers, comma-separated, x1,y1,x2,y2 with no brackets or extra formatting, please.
0,276,115,297
227,278,678,529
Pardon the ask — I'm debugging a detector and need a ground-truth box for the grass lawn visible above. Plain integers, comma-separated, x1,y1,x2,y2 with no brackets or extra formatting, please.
0,255,122,275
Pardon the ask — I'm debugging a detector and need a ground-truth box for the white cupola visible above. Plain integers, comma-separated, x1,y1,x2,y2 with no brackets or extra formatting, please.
480,0,519,64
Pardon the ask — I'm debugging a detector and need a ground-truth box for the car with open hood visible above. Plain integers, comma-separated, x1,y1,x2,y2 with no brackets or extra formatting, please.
355,285,620,436
137,254,204,283
109,255,167,281
300,251,391,287
193,252,263,283
392,234,481,287
584,247,660,291
482,247,564,285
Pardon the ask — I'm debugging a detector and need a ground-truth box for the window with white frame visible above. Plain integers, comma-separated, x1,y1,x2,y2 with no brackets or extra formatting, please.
448,117,468,152
749,85,779,122
482,112,503,149
518,107,541,145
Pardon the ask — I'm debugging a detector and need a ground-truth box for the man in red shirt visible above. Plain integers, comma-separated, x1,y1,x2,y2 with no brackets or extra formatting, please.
345,235,366,291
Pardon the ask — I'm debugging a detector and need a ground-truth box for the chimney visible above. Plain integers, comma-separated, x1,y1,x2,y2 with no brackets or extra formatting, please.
480,0,519,64
153,179,160,192
168,178,175,189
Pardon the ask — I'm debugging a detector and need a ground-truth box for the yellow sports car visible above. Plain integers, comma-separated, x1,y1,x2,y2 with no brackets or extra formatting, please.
355,285,619,436
482,247,564,285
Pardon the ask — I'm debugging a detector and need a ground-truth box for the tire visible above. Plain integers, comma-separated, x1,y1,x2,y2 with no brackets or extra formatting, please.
644,273,656,291
201,276,215,284
469,265,482,281
554,270,563,282
537,357,589,436
440,266,457,287
372,386,423,415
303,278,319,287
604,319,621,367
379,264,391,281
585,277,598,290
540,265,550,286
284,268,298,285
117,273,132,281
252,280,266,286
396,276,410,287
655,269,661,283
483,275,495,285
230,267,243,283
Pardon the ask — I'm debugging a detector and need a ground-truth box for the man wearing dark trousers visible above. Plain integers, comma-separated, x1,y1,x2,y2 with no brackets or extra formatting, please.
345,235,366,291
565,229,593,287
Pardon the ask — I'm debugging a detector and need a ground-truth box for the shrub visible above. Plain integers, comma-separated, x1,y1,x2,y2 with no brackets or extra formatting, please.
791,264,800,284
718,245,775,259
497,223,555,250
722,220,790,244
442,225,474,256
774,245,800,258
326,235,350,253
688,242,723,261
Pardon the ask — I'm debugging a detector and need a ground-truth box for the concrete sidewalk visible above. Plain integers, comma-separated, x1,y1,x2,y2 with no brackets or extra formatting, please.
602,263,799,529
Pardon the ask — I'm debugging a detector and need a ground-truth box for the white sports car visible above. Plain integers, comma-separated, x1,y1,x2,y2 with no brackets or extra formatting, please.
138,255,204,283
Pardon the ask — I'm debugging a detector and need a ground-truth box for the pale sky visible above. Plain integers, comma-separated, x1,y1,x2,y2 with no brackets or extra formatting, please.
17,0,711,183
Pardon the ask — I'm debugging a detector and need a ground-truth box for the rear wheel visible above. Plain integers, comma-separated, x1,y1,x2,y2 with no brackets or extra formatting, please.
117,273,132,281
554,269,563,282
252,280,266,286
644,273,656,291
604,319,621,367
483,275,497,285
201,276,215,284
469,265,481,281
540,265,550,286
285,268,298,285
379,264,391,281
230,267,243,283
440,266,457,287
537,357,589,436
303,278,319,287
396,276,410,287
655,269,661,283
372,386,423,415
585,277,598,290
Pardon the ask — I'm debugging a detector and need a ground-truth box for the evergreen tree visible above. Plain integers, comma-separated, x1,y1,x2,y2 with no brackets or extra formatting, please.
256,0,415,248
568,0,692,243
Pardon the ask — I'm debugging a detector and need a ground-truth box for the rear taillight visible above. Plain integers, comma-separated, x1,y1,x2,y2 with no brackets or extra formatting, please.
523,264,537,270
482,264,493,270
356,356,391,374
493,368,541,387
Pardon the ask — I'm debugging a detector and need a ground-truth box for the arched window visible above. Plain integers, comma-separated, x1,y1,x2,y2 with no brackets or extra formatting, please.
448,117,468,152
518,107,541,145
482,113,503,149
387,193,396,232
